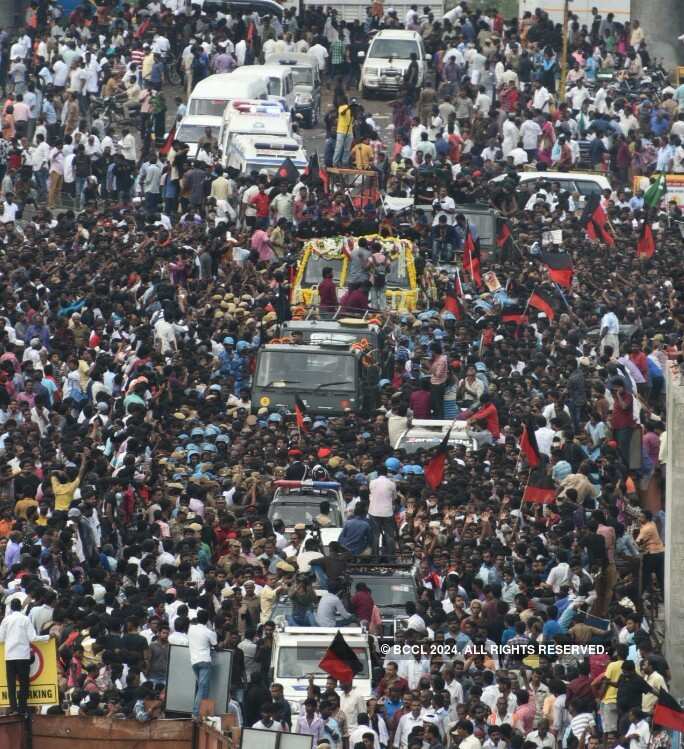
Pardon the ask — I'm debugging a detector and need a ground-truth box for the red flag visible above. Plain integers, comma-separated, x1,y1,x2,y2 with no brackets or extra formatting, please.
581,194,615,247
636,222,655,258
653,691,684,733
520,421,541,468
523,469,556,504
318,631,364,683
528,287,556,321
159,126,176,156
294,395,308,432
540,252,573,288
463,229,482,287
442,286,464,321
424,428,451,490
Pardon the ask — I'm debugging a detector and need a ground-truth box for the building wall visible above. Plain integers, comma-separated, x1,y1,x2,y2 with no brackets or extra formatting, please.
665,363,684,697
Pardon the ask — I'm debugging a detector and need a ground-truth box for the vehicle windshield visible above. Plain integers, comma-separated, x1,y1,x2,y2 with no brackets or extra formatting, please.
277,645,370,678
176,124,220,143
189,99,228,117
256,351,356,391
292,67,313,86
368,39,419,60
386,258,410,288
397,434,473,454
267,76,283,95
269,500,343,527
303,256,343,286
352,576,417,606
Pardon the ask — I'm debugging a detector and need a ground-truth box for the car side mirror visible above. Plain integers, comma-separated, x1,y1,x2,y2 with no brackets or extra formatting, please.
358,51,365,59
425,53,432,61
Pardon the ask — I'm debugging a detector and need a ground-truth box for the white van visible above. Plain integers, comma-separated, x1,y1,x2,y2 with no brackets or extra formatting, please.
490,171,612,202
225,133,307,175
186,73,268,118
230,64,296,113
359,29,430,97
219,98,292,159
270,626,372,714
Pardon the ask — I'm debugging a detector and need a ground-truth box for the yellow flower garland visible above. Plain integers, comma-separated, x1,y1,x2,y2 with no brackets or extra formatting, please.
292,235,418,311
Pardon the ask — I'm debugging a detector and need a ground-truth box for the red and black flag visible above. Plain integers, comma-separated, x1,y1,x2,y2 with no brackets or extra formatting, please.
523,468,556,504
496,219,515,258
528,286,556,321
520,420,541,468
581,193,615,246
277,157,300,184
540,252,573,288
501,302,528,326
636,221,655,259
424,428,452,490
306,152,328,191
318,631,364,683
463,229,482,287
653,691,684,733
294,395,308,432
442,284,464,321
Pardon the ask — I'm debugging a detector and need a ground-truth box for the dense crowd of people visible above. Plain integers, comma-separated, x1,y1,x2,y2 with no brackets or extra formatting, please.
0,4,681,749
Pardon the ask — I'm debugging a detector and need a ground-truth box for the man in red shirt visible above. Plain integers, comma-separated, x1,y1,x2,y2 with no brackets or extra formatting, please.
339,282,368,316
628,343,649,396
409,379,431,418
467,392,500,439
318,266,338,315
609,378,636,467
249,184,271,230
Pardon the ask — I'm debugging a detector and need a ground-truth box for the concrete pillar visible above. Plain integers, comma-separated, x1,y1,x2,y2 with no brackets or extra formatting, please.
632,0,684,69
665,363,684,696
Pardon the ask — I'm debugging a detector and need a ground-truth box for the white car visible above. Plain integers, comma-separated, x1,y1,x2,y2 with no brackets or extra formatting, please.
359,29,430,97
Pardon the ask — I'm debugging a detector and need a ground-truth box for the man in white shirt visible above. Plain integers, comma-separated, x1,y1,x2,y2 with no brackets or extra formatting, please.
532,81,551,112
187,610,217,719
600,307,620,356
520,114,542,159
0,598,50,714
393,698,427,749
339,681,367,731
625,708,650,749
368,465,397,555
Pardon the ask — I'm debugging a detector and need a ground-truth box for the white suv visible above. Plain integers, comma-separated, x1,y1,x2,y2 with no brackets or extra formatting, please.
359,29,430,98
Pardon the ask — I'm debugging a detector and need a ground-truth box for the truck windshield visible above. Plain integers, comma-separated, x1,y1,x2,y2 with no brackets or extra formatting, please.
368,39,419,60
351,576,417,606
256,352,356,391
277,645,370,678
269,501,343,526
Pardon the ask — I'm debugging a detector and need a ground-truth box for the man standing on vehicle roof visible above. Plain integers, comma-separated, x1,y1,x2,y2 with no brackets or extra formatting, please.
368,464,397,557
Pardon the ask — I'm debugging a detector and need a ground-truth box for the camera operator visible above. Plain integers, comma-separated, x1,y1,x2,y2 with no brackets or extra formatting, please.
288,571,318,626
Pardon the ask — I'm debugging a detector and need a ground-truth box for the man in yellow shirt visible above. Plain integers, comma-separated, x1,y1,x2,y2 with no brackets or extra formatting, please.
598,643,627,734
351,137,374,170
50,449,89,513
333,96,355,167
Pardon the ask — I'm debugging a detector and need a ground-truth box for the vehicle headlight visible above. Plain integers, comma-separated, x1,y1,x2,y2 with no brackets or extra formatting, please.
364,67,380,78
296,93,312,105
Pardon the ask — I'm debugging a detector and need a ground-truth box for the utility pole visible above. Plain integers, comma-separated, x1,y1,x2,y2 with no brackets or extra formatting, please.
559,0,571,102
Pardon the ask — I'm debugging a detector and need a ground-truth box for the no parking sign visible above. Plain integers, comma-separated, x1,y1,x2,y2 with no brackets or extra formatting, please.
0,638,59,705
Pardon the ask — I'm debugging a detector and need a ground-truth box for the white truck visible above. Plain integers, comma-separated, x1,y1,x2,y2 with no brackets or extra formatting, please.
302,0,444,23
270,626,373,715
518,0,631,26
